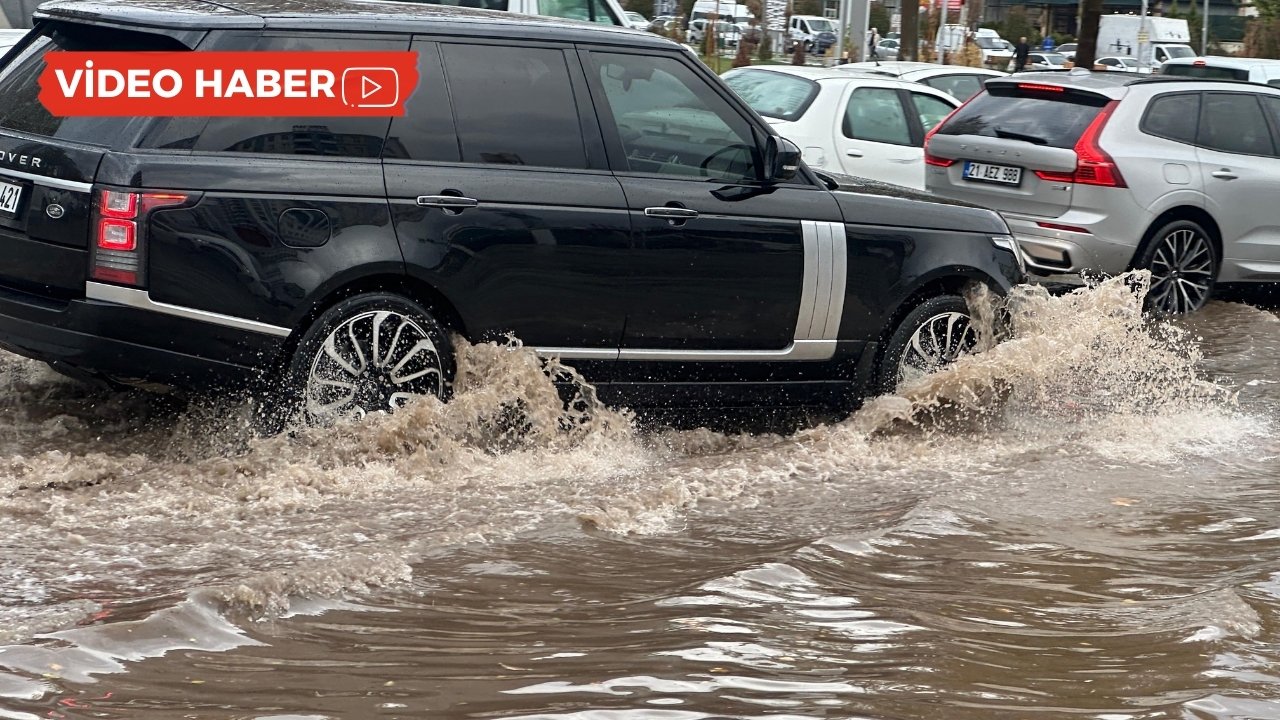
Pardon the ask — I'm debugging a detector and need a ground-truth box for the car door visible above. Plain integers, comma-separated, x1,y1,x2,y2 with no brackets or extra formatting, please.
1197,91,1280,279
383,39,630,379
580,48,845,368
835,84,957,189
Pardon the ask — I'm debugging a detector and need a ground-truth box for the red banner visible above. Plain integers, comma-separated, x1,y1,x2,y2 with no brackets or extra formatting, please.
38,51,419,117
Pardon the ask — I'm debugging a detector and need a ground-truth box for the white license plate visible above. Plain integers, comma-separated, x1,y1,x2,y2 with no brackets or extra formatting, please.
0,180,22,216
963,161,1022,186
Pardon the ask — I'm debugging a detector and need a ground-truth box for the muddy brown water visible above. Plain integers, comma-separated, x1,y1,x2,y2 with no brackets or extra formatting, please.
3,276,1280,720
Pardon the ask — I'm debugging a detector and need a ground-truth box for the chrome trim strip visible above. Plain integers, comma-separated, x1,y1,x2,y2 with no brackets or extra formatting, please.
84,282,292,338
0,168,93,193
795,220,820,341
535,340,839,363
532,347,620,361
818,221,848,341
536,219,849,363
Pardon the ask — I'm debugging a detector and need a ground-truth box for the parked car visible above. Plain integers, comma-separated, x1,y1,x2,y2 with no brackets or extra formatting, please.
788,14,837,54
0,0,1023,423
648,15,679,33
623,10,648,29
723,66,961,189
1057,42,1078,61
925,69,1280,314
1159,56,1280,85
1025,51,1069,70
402,0,628,25
687,18,740,47
872,38,899,60
840,61,1007,101
974,36,1013,69
1094,55,1151,74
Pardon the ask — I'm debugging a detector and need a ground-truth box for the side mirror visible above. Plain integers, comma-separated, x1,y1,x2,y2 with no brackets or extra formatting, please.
764,135,802,183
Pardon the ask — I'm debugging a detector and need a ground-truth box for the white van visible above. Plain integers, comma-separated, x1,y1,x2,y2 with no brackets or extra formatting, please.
410,0,629,25
1160,56,1280,85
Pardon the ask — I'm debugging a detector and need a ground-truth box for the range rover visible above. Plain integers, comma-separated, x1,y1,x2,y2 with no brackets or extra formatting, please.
0,0,1024,424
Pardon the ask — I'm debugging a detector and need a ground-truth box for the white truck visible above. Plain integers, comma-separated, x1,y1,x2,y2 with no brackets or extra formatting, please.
690,0,755,30
1096,15,1196,69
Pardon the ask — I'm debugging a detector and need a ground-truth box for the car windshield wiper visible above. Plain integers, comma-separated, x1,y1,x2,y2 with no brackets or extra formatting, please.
993,128,1049,145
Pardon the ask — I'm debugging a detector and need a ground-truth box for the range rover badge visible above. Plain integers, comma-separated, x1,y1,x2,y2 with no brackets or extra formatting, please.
46,204,64,219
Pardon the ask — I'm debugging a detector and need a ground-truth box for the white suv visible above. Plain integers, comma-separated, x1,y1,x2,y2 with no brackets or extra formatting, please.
925,70,1280,313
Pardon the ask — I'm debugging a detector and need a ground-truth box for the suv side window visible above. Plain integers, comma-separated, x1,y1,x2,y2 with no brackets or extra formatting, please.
589,52,760,181
152,34,406,158
441,43,588,169
0,22,186,147
844,87,911,146
1141,92,1200,145
1198,92,1275,156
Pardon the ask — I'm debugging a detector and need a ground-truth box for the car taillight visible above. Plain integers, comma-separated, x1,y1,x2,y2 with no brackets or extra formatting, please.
1033,100,1126,188
91,189,189,286
923,100,968,168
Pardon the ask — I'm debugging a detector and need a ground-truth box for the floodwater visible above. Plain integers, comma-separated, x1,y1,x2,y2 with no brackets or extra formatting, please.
2,276,1280,720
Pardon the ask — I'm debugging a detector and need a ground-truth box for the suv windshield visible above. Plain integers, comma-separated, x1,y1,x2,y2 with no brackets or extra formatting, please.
0,22,187,146
722,69,820,121
935,86,1109,149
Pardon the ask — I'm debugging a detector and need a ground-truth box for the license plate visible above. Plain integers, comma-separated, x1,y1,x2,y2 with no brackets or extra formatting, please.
0,179,22,216
963,161,1022,186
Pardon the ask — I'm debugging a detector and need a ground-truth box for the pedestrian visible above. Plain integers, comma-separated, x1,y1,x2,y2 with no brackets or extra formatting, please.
1014,35,1030,72
868,26,881,59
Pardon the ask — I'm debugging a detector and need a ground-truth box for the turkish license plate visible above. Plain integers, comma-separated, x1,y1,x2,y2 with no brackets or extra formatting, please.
0,179,22,217
963,161,1022,186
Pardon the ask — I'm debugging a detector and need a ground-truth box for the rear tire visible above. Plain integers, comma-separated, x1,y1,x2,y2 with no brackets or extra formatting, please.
874,295,978,394
1134,219,1218,315
265,293,455,430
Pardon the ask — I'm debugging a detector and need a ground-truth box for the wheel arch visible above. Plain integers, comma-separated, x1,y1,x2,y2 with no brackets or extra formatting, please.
271,273,468,376
1130,205,1223,271
876,268,998,348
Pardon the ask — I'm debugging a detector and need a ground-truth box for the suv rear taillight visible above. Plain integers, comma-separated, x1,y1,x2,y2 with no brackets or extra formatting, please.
923,101,968,168
1033,99,1126,188
91,190,189,286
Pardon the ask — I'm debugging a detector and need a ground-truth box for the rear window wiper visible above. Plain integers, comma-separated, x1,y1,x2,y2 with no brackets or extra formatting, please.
993,128,1050,145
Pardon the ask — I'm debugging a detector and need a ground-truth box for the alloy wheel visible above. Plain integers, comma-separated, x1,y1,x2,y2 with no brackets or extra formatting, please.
305,310,445,419
1146,228,1213,315
896,311,978,387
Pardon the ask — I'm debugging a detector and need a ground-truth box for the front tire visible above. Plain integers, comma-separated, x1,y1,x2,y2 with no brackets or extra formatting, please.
276,293,455,427
1135,219,1218,315
875,295,978,394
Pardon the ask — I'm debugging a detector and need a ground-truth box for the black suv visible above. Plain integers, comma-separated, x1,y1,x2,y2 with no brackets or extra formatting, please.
0,0,1023,422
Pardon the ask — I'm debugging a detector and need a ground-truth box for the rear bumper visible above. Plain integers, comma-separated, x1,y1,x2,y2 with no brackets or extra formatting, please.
1004,212,1143,278
0,282,287,389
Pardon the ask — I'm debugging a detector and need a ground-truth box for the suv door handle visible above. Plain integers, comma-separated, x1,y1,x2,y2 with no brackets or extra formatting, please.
417,195,479,212
644,207,699,219
1211,169,1238,180
845,149,864,158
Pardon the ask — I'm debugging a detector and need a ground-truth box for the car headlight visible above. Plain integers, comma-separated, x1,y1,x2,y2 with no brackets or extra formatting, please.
991,234,1026,275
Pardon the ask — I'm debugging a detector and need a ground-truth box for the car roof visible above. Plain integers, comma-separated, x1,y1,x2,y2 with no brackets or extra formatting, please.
733,64,925,85
1162,55,1280,68
34,0,668,44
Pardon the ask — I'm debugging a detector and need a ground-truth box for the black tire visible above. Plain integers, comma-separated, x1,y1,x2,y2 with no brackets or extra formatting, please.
1133,218,1218,315
264,293,455,430
874,295,977,395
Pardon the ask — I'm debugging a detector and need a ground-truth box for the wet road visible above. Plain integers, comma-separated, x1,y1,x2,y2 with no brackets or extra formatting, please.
2,277,1280,719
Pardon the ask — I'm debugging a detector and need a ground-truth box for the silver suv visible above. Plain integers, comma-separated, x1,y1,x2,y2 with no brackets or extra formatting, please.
925,70,1280,313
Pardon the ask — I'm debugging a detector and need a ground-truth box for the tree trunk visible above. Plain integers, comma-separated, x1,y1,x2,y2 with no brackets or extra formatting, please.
1074,0,1104,68
901,0,919,61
